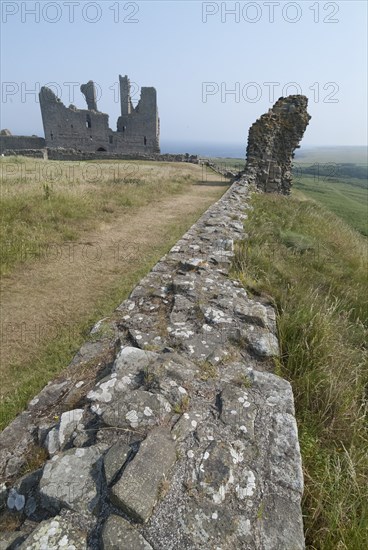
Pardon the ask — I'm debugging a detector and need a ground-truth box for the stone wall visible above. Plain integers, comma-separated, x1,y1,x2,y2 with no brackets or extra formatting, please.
1,148,199,163
245,95,311,194
1,149,46,159
0,135,45,154
45,148,198,163
0,175,304,549
0,96,310,549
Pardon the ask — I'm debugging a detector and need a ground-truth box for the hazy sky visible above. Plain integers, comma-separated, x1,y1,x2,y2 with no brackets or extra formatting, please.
1,0,367,149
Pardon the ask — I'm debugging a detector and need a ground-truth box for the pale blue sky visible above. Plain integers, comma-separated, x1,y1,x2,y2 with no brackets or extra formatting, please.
1,0,367,150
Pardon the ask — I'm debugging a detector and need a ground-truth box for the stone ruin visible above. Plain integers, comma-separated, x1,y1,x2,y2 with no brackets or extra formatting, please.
39,74,160,154
0,74,160,156
245,95,311,194
0,97,311,549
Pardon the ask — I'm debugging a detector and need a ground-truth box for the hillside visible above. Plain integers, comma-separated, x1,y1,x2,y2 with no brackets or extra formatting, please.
233,191,368,549
208,148,368,236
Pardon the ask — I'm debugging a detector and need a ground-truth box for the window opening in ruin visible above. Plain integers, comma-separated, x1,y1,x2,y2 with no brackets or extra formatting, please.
109,135,113,144
97,147,107,152
50,133,54,140
86,115,92,128
144,136,147,146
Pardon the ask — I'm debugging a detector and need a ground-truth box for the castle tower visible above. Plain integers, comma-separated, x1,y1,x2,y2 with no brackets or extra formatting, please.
119,75,133,116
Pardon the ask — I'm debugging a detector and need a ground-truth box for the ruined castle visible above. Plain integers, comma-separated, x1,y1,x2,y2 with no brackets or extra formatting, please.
1,74,160,155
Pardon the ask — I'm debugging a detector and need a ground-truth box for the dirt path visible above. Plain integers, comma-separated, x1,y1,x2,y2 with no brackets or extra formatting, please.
0,178,229,401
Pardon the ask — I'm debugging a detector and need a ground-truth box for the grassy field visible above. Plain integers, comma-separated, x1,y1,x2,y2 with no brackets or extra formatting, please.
0,157,202,277
208,150,368,236
0,156,229,428
294,145,367,164
293,173,368,236
233,192,368,549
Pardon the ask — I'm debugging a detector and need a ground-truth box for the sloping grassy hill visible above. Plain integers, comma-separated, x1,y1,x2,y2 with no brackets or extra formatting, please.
293,174,368,236
294,146,367,164
233,192,368,549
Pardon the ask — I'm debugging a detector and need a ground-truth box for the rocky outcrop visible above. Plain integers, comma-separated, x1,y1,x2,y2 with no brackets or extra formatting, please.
246,95,311,194
0,173,305,549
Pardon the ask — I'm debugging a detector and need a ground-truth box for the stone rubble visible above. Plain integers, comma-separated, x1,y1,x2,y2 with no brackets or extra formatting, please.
0,96,309,549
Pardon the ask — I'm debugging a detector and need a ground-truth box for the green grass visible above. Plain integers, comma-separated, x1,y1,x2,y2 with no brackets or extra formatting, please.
206,157,245,172
233,192,368,549
292,174,368,236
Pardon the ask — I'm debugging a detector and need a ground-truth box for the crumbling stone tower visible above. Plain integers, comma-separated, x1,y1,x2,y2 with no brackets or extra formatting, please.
245,95,311,194
39,74,160,154
116,75,160,153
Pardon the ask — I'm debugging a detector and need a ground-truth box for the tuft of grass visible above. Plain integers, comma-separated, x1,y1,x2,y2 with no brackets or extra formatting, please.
157,477,171,500
199,361,218,380
234,373,253,388
173,394,190,414
0,511,23,532
19,444,49,475
233,192,368,549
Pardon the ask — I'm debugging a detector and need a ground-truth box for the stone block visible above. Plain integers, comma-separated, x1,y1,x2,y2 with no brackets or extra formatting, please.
110,428,176,522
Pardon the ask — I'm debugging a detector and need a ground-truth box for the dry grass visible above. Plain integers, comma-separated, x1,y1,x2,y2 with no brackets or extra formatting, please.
0,157,206,276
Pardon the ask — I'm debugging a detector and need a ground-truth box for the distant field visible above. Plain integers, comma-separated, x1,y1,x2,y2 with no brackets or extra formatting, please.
295,145,368,164
209,148,368,237
204,156,245,172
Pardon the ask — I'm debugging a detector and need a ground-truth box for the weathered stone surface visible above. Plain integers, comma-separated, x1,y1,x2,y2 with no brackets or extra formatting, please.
234,300,269,327
246,95,311,194
44,408,84,456
110,428,176,522
113,346,158,377
7,487,25,512
18,515,87,549
39,446,102,516
0,531,27,549
0,482,7,512
220,384,257,439
45,427,60,456
241,326,280,357
86,347,160,418
58,409,84,450
102,515,153,549
101,389,172,429
11,469,43,519
103,441,131,485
